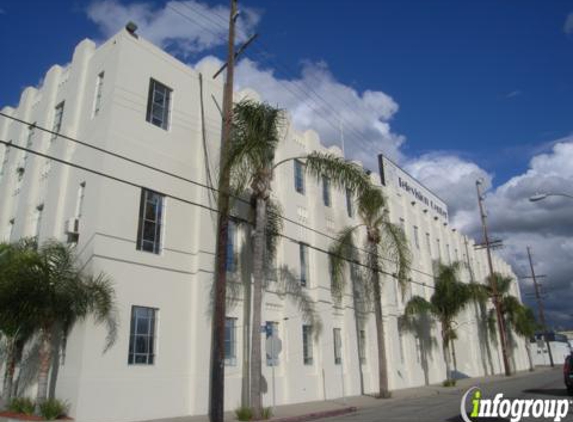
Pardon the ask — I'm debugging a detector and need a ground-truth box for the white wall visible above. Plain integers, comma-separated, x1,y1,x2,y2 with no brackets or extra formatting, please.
0,28,530,422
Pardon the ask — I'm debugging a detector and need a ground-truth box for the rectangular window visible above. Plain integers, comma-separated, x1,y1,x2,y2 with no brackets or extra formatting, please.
333,328,342,365
358,330,366,364
265,321,279,366
136,189,165,254
436,239,441,260
75,182,86,218
346,188,353,218
322,176,331,207
225,317,237,366
446,244,451,263
51,102,65,141
93,71,105,117
426,233,431,255
128,306,157,365
299,242,309,287
413,225,420,249
302,325,313,365
146,79,172,130
226,220,236,272
294,160,305,194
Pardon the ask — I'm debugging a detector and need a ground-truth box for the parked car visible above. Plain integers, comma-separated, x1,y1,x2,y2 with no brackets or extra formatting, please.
564,354,573,395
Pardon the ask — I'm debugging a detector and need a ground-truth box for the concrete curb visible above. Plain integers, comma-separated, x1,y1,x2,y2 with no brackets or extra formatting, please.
268,406,357,422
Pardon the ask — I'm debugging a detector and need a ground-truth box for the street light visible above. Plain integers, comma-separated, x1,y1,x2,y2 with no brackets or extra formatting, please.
529,192,573,202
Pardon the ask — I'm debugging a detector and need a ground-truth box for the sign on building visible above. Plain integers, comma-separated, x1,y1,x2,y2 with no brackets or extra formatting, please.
378,154,449,222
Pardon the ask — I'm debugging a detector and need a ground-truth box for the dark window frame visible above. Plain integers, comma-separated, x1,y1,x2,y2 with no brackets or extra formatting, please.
128,306,157,365
146,78,172,130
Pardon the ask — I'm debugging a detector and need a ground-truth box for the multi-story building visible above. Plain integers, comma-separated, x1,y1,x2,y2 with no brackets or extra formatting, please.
0,27,529,422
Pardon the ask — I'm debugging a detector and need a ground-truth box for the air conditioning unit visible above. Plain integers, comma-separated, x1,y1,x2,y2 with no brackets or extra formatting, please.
66,217,80,243
66,217,80,235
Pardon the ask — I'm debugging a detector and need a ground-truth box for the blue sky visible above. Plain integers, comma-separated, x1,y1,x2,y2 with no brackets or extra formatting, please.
1,0,572,328
1,0,572,183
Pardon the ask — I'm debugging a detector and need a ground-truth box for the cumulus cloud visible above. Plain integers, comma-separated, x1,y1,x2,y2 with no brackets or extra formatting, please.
565,13,573,34
194,56,404,169
234,59,404,168
404,153,491,228
86,0,260,57
410,140,573,329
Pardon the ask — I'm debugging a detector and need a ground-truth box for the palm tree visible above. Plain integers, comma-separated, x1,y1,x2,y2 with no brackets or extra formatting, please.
404,262,480,383
0,240,118,408
329,185,411,398
226,99,370,417
513,306,538,371
0,239,39,400
482,273,534,371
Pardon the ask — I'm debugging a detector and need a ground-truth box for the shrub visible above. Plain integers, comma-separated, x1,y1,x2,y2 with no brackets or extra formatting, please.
261,407,273,420
8,397,35,415
38,398,69,420
442,379,457,387
235,406,253,421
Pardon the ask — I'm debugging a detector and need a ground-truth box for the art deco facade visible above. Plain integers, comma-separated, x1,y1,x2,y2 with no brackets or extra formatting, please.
0,28,528,422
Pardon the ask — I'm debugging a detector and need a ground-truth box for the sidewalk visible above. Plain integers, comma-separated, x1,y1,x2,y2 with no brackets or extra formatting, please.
141,367,555,422
0,367,555,422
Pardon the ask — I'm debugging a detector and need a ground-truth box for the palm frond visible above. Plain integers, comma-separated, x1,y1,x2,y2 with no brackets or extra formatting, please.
513,306,538,338
467,282,489,303
379,221,412,292
304,152,370,195
357,186,387,228
328,225,361,304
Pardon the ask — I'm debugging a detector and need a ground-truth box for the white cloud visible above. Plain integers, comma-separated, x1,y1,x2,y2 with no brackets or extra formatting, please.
86,0,260,57
565,13,573,34
409,140,573,329
234,58,404,169
404,153,492,228
504,90,521,99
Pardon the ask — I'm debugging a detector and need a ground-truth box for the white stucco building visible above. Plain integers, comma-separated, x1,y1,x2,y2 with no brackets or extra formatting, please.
0,27,529,422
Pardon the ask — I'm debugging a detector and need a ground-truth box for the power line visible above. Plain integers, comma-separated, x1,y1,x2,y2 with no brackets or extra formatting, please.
0,112,440,282
0,138,439,292
167,2,385,164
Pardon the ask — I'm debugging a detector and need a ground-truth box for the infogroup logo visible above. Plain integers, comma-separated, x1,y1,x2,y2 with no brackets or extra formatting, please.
460,387,570,422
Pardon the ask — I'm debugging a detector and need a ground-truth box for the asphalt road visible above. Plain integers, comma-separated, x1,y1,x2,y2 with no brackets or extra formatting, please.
323,369,573,422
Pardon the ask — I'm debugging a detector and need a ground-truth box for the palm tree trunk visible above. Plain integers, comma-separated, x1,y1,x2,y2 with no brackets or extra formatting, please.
351,277,365,396
241,270,252,408
442,323,452,382
35,327,53,410
3,337,16,401
370,245,390,398
250,197,267,418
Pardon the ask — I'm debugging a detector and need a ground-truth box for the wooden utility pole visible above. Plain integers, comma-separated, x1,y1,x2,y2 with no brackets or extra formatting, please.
475,180,512,376
526,246,554,367
210,1,238,421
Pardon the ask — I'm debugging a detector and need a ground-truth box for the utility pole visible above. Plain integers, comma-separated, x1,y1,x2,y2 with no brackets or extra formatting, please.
475,180,512,376
526,246,554,367
210,1,238,421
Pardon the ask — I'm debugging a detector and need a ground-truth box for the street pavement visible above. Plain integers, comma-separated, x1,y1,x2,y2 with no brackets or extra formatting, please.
322,368,572,422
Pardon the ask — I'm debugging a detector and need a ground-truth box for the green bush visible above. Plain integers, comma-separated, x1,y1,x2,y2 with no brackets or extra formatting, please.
442,379,457,387
235,406,253,421
7,397,35,415
38,398,69,420
261,407,273,420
